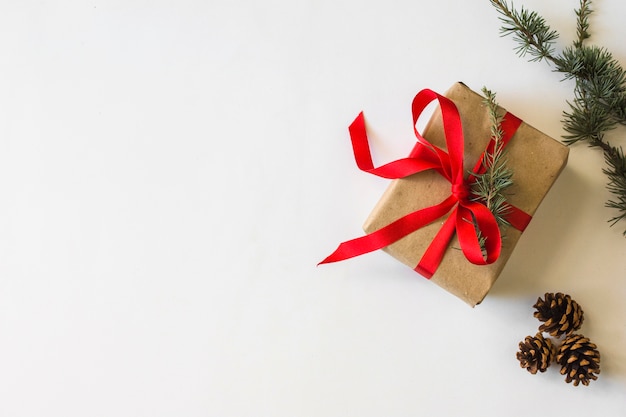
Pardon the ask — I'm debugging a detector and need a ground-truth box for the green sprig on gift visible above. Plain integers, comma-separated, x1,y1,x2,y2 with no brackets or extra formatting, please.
489,0,626,234
472,87,514,229
466,87,514,254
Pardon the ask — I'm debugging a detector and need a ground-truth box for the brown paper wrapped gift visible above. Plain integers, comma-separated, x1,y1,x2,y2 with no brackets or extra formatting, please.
362,82,569,306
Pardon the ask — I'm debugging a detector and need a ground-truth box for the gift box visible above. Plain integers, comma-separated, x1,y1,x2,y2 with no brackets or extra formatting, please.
321,82,569,306
362,82,569,306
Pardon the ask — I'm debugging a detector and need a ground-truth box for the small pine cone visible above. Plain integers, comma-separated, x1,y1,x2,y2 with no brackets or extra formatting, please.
516,332,555,374
533,292,584,337
556,334,601,386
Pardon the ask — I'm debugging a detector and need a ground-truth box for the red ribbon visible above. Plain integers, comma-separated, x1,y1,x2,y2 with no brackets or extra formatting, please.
319,88,532,278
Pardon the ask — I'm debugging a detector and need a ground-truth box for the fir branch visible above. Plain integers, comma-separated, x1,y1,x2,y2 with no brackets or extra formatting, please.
489,0,560,64
559,46,626,145
562,85,616,146
574,0,592,48
604,145,626,226
489,0,626,234
470,87,513,228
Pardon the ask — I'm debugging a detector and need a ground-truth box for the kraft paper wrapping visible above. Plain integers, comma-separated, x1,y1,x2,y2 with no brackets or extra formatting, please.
362,82,569,306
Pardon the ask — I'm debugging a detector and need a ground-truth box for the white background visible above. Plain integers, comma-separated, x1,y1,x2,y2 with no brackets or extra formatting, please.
0,0,625,415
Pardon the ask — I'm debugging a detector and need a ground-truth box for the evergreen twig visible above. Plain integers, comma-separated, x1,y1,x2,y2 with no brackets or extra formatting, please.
489,0,626,234
574,0,592,48
452,88,513,256
471,87,513,229
489,0,560,64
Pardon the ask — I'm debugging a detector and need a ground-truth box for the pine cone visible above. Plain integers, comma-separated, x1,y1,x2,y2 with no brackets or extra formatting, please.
516,332,555,374
556,333,601,386
533,292,584,337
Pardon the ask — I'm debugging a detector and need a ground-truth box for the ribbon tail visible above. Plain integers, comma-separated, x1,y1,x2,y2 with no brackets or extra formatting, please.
415,210,458,278
319,197,457,265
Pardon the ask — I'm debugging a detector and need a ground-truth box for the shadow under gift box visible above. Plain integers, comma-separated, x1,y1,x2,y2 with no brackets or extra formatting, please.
363,82,569,307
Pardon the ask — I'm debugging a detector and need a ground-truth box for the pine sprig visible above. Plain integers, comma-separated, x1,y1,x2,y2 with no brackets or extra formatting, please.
605,146,626,226
489,0,560,64
574,0,592,48
471,87,513,228
490,0,626,234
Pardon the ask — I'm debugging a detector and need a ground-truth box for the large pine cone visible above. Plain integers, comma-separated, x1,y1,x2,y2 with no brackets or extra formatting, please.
556,334,601,386
533,292,584,337
516,332,555,374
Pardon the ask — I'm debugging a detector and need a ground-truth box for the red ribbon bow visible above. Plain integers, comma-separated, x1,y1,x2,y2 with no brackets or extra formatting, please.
320,88,531,278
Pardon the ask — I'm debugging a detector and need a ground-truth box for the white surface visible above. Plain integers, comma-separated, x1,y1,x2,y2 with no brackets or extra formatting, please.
0,0,625,415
